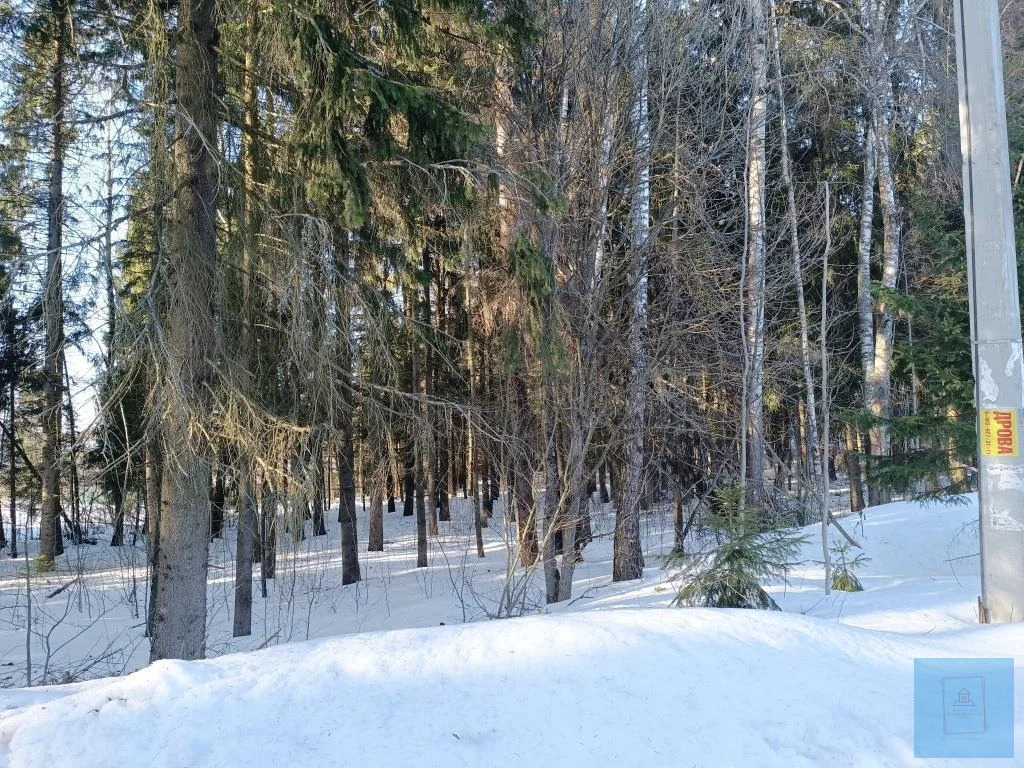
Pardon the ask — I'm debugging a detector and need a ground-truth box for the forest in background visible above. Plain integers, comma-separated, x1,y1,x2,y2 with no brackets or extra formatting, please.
1,0,1023,662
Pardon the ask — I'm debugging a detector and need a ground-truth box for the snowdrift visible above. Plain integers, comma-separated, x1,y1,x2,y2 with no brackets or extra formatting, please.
1,496,1022,767
1,608,1022,767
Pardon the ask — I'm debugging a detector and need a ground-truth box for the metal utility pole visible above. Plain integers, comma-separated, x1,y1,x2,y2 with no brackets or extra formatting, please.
954,1,1024,624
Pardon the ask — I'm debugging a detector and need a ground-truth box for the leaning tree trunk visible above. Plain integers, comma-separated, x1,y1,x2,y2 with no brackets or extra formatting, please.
613,0,650,583
39,0,70,570
741,0,769,513
770,1,820,498
149,0,220,662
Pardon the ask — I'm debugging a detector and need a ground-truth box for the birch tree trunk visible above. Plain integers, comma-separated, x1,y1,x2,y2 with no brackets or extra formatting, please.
855,118,877,504
868,106,900,504
858,0,899,507
742,0,770,511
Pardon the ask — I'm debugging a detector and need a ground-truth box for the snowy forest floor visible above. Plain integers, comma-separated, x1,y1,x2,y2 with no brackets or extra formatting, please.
1,493,1022,766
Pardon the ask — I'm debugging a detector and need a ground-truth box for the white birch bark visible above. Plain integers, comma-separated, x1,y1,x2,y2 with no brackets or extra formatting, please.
870,106,900,465
857,123,877,406
858,0,900,503
742,0,770,510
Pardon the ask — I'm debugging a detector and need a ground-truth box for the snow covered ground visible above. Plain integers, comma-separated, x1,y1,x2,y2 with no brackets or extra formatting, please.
0,494,1021,767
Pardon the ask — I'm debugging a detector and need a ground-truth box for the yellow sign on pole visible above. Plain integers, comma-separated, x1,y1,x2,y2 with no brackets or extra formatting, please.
981,409,1020,457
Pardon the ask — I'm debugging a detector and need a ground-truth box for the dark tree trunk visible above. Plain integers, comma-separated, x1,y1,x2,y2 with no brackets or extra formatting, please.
672,487,685,554
312,439,327,536
234,27,258,608
39,0,69,570
62,364,80,546
574,482,592,555
110,481,125,547
403,443,415,517
338,440,360,584
149,0,220,663
312,486,327,536
8,379,17,558
481,452,492,520
421,249,440,537
233,466,255,637
437,420,451,522
511,372,538,566
260,484,276,590
0,418,6,550
253,504,264,564
415,444,427,567
144,435,162,637
367,490,383,552
426,447,438,537
210,461,225,540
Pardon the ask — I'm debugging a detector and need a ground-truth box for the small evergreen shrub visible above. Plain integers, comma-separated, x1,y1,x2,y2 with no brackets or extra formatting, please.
669,486,808,611
830,542,870,592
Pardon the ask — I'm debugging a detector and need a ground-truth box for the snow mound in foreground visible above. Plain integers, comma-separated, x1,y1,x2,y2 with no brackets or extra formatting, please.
1,495,1021,767
1,608,1022,767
